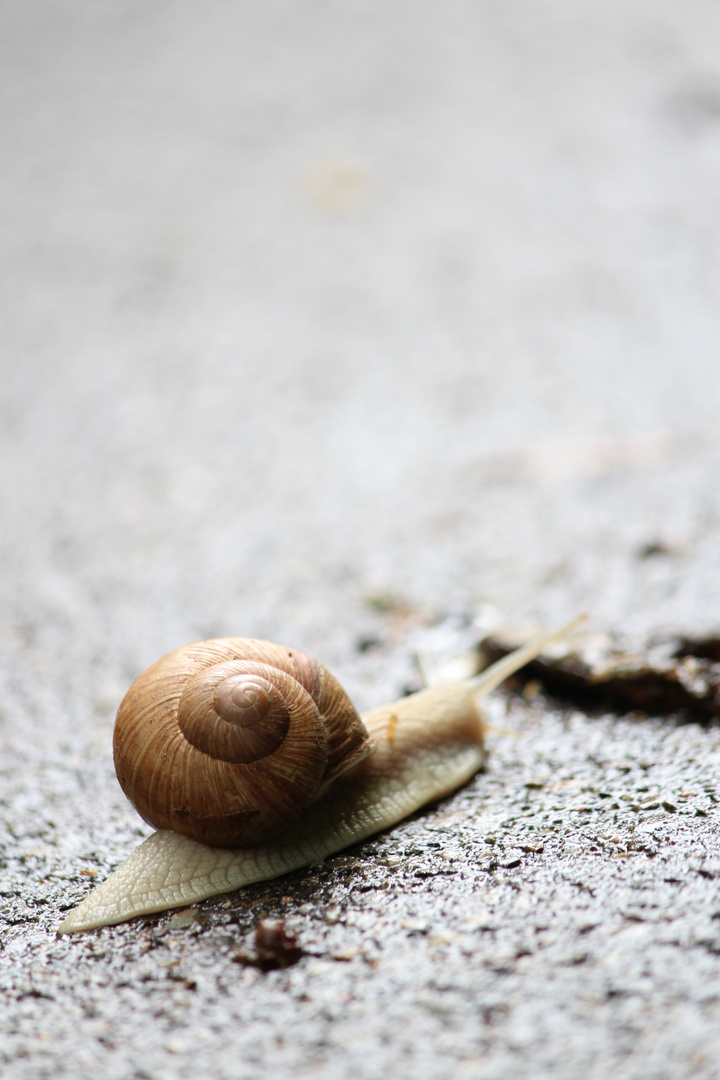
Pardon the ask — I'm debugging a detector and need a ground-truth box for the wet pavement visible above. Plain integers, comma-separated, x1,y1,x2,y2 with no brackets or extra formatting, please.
2,2,720,1077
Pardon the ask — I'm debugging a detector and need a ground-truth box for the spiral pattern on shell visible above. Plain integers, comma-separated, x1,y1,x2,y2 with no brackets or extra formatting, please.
113,639,373,848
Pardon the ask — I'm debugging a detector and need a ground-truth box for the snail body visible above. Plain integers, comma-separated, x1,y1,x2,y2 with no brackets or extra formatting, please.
59,619,583,933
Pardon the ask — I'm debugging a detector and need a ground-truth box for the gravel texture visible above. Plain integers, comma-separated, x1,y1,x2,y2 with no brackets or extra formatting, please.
2,2,720,1078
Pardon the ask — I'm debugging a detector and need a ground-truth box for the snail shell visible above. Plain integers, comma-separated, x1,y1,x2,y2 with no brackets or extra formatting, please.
113,639,373,848
59,617,585,933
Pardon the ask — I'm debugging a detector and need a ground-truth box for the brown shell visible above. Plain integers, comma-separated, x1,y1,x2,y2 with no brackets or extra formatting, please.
113,638,373,848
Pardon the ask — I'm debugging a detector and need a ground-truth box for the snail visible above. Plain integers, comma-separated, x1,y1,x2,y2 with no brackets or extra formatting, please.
58,617,584,933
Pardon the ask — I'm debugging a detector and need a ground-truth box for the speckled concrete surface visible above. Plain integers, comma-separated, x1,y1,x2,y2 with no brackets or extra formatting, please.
2,2,720,1078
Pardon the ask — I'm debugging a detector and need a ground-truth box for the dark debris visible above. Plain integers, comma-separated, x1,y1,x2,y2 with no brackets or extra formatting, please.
481,627,720,720
233,919,304,971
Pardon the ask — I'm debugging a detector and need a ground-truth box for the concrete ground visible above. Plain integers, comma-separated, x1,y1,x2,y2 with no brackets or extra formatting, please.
1,2,720,1077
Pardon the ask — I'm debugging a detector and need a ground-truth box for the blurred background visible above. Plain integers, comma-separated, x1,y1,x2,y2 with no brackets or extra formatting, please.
2,0,719,729
2,8,720,1077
